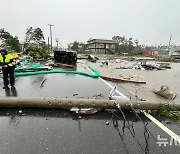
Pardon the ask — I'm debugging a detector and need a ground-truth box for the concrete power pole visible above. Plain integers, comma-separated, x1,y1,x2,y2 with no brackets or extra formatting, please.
48,24,54,53
168,34,172,52
47,37,50,50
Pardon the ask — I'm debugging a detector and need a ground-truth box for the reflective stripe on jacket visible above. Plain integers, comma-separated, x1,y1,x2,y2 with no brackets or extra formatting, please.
0,54,16,67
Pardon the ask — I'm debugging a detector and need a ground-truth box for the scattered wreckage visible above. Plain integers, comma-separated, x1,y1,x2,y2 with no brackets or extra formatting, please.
152,85,177,100
0,53,178,116
114,57,172,70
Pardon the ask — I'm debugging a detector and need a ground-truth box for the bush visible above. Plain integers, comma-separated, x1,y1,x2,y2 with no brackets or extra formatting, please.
28,44,50,59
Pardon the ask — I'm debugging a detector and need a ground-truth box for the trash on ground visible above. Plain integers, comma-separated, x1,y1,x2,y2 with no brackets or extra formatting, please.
115,66,132,69
70,107,100,115
60,63,74,68
101,61,108,66
45,60,54,66
106,121,110,125
109,87,130,101
19,110,23,113
132,61,164,70
152,85,177,99
88,55,98,62
115,59,126,63
93,94,103,99
77,54,89,60
157,62,171,69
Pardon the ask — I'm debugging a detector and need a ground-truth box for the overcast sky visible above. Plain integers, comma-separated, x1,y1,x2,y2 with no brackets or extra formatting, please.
0,0,180,47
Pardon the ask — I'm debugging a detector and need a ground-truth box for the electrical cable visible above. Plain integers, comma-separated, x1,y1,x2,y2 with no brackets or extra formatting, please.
130,104,166,154
112,104,146,153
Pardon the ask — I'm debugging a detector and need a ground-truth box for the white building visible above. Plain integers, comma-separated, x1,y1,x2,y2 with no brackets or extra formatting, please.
169,46,180,56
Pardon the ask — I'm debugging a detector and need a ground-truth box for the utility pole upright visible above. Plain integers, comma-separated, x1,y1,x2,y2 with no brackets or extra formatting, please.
168,34,172,52
48,24,54,53
47,37,50,50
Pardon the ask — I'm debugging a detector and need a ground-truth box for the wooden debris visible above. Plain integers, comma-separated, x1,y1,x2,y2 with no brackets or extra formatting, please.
101,76,146,84
60,63,74,68
157,62,171,69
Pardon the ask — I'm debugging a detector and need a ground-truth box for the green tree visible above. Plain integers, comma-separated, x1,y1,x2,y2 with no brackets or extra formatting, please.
71,41,79,52
24,27,45,48
28,44,50,59
112,35,138,54
68,41,86,53
0,28,20,52
78,42,86,53
112,35,128,54
112,36,125,44
127,38,134,53
24,27,50,59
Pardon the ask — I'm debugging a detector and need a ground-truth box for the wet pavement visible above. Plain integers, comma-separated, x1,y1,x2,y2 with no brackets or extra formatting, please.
0,63,180,154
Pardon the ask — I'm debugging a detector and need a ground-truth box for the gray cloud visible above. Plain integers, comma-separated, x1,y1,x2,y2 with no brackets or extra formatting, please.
0,0,180,47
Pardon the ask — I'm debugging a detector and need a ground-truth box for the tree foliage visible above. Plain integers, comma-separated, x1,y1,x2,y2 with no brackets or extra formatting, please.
28,44,50,59
24,27,50,59
24,27,45,48
0,28,20,52
70,41,79,51
68,41,86,53
112,35,142,55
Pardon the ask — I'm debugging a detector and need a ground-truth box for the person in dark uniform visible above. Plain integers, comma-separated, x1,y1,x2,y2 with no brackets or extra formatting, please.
0,48,16,89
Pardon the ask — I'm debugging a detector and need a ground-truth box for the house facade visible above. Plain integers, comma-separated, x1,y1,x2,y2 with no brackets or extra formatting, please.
86,39,116,54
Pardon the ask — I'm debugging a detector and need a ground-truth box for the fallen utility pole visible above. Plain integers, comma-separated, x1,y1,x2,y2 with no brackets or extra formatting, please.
0,97,179,110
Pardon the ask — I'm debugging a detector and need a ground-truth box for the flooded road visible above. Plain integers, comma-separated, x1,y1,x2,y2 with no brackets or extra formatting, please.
0,63,180,154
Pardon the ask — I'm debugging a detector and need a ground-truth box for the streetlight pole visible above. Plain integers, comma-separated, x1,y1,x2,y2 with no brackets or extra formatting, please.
48,24,54,53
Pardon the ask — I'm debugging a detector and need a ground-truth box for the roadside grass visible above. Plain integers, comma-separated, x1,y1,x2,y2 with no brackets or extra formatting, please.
150,105,180,121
